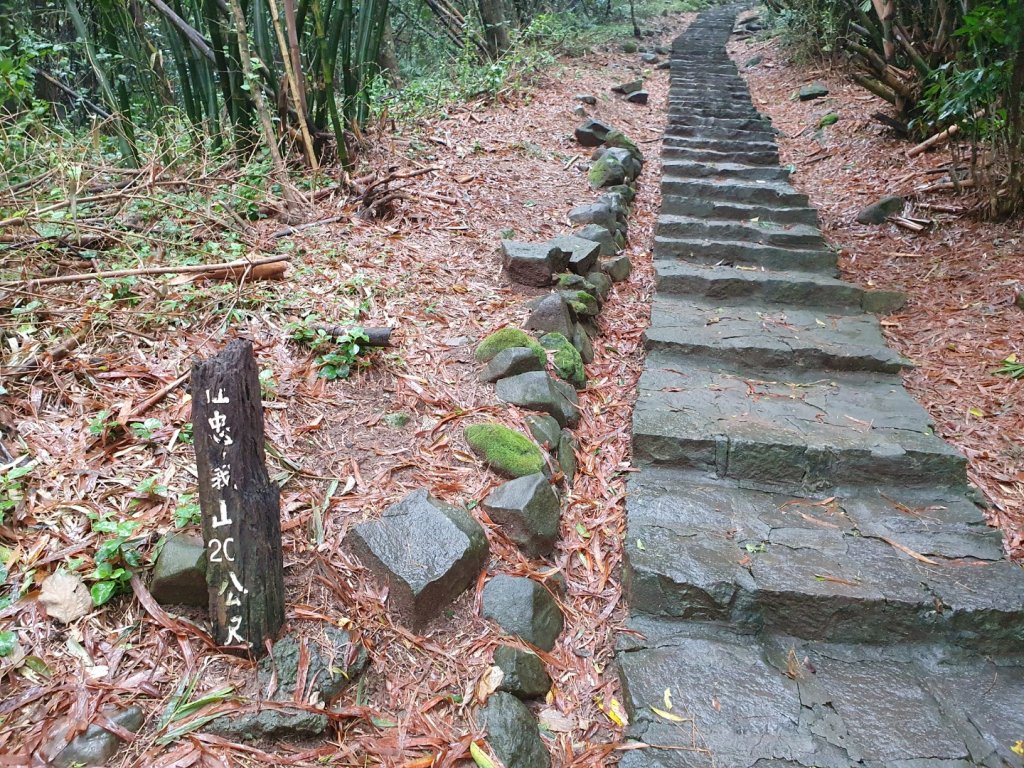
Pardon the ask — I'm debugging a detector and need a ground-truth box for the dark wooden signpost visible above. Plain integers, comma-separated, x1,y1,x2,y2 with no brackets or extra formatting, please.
192,339,284,657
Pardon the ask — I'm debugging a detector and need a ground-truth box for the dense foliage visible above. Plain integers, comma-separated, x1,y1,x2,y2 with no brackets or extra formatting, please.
764,0,1024,217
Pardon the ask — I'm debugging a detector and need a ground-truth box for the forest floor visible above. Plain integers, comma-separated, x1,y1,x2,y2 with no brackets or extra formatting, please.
0,12,693,768
3,7,1023,768
729,33,1024,558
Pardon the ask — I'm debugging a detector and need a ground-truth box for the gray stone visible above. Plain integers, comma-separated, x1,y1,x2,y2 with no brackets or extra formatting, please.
501,240,567,287
607,147,642,181
494,646,552,699
479,692,551,768
799,82,830,100
584,270,612,301
744,54,763,68
481,346,545,383
654,45,669,55
49,706,144,768
607,183,636,203
568,202,617,233
572,105,586,118
601,255,632,282
588,154,626,188
573,119,612,147
547,234,600,275
555,272,599,298
574,94,597,105
656,60,671,70
482,575,564,650
495,371,580,428
526,414,561,449
626,90,649,105
559,290,599,319
574,225,619,257
150,532,207,607
524,294,574,339
572,323,594,364
640,52,659,64
856,195,905,225
597,191,630,221
349,489,489,629
557,429,577,487
483,473,560,558
612,79,643,96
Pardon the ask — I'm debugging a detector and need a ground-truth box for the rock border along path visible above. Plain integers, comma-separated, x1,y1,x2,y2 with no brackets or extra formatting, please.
616,6,1024,768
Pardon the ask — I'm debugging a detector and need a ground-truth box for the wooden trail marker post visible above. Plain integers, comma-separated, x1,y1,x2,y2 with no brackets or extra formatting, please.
191,339,284,657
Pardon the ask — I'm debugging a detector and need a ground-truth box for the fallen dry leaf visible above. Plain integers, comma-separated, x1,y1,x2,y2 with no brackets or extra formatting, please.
38,571,92,624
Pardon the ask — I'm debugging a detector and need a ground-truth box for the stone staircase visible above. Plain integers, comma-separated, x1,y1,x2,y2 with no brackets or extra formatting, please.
616,6,1024,767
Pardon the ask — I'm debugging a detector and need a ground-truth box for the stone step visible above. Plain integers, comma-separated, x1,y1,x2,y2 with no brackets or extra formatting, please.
623,468,1022,645
669,83,749,93
666,115,772,132
661,177,808,206
663,159,790,183
654,235,838,273
632,351,968,489
661,146,779,166
657,215,826,250
663,135,779,155
616,617,1024,768
666,105,760,119
653,261,904,314
644,295,908,373
661,194,818,225
664,125,777,142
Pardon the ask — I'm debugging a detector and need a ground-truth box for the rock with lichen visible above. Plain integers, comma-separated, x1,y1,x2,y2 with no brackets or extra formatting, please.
539,333,586,390
477,329,546,365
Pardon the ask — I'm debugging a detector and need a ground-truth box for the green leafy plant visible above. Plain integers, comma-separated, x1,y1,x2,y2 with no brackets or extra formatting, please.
0,461,34,526
86,511,142,606
994,354,1024,379
174,494,201,528
129,418,163,442
287,316,371,380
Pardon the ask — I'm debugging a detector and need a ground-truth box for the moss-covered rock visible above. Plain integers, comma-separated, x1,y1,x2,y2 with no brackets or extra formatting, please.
603,130,643,165
560,290,600,318
476,329,545,366
464,423,545,478
588,153,626,189
539,333,586,390
555,272,598,297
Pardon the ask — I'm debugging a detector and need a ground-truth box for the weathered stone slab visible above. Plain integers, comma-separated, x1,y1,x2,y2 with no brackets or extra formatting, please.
657,215,826,250
494,645,552,699
547,234,600,275
644,295,909,373
524,293,574,339
574,119,612,147
150,532,207,607
501,240,566,287
661,195,817,225
654,236,838,273
662,159,788,182
574,223,620,256
479,692,551,768
349,489,488,629
568,202,618,232
495,371,579,428
480,346,546,383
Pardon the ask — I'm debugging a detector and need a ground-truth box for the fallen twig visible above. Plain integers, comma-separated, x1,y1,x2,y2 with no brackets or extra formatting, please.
311,324,393,347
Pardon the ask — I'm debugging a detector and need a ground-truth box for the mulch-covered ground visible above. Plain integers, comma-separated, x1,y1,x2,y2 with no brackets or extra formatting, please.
0,15,693,767
728,35,1024,558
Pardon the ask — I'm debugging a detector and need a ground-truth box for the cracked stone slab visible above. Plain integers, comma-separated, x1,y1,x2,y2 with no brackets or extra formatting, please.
632,351,966,489
660,195,818,225
659,177,808,207
654,236,838,273
652,261,903,313
661,159,789,182
644,295,909,373
657,215,826,250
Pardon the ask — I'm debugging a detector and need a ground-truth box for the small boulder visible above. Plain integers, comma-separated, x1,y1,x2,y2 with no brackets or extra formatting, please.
539,333,586,390
48,706,144,768
476,328,546,365
501,240,566,287
557,430,578,487
602,130,643,165
150,532,207,607
481,346,546,383
612,79,643,96
480,692,551,768
607,183,636,203
621,40,639,54
588,153,626,189
656,61,671,70
568,202,617,233
574,94,597,105
574,224,620,256
524,294,574,339
799,82,829,101
547,234,600,276
584,270,612,302
465,423,546,479
654,45,670,55
640,52,659,64
482,575,564,651
745,54,763,68
555,272,599,298
601,255,632,282
572,324,595,364
483,473,560,558
495,371,579,428
573,105,586,118
526,414,561,449
573,119,613,147
626,90,649,105
856,195,905,225
349,489,489,629
560,290,600,319
494,646,552,699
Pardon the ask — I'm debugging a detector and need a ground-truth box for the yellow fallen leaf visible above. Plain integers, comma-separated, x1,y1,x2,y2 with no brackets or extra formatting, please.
968,407,985,419
606,698,628,727
1012,740,1024,756
663,688,673,710
469,741,496,768
650,706,687,723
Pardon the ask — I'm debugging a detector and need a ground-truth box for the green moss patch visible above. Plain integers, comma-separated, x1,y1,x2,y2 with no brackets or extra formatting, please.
603,130,642,164
464,423,545,478
539,333,586,390
476,329,545,365
561,290,599,317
